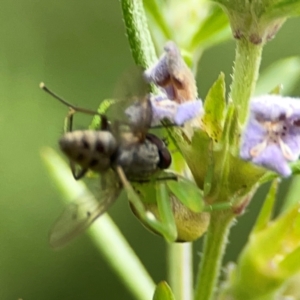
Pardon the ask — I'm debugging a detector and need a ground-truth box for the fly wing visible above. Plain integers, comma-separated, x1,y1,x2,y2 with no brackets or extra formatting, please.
106,67,152,140
49,173,122,249
123,95,152,137
113,66,149,102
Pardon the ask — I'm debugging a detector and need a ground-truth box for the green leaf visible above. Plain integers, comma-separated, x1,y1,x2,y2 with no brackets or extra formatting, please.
279,246,300,275
225,154,265,200
132,177,210,242
255,57,300,96
203,141,214,196
269,84,282,95
143,0,172,40
133,181,157,205
156,182,177,242
202,72,226,141
253,180,278,233
167,178,205,213
266,0,300,19
281,175,300,212
189,6,231,50
118,168,171,240
226,201,300,298
226,105,240,153
255,205,300,260
208,104,235,201
291,160,300,174
153,281,176,300
220,102,234,145
176,129,211,189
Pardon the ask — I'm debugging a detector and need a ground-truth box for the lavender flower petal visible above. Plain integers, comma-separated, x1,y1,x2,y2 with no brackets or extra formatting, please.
174,101,203,125
240,117,267,160
240,95,300,176
252,144,292,177
150,95,203,126
144,41,197,103
150,98,177,126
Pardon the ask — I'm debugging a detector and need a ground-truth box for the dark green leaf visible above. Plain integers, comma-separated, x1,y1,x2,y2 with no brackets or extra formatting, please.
253,180,278,233
280,175,300,212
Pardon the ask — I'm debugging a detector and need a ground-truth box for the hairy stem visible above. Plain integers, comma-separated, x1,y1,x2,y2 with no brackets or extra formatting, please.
167,243,193,300
229,38,263,125
194,210,234,300
120,0,157,69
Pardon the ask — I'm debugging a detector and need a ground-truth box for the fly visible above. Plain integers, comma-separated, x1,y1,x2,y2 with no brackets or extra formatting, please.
40,83,173,248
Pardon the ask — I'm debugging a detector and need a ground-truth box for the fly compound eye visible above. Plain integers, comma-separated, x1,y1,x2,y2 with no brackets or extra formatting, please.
157,148,172,169
145,133,172,169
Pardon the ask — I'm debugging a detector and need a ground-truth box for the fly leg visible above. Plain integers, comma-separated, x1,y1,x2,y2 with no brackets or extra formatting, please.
129,175,177,183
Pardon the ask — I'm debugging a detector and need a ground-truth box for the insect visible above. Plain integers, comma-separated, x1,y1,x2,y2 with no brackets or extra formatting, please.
40,83,174,248
41,43,228,248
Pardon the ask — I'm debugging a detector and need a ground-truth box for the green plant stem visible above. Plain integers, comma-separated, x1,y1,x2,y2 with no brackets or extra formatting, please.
120,0,157,69
229,38,263,125
194,210,234,300
41,148,155,300
167,243,193,300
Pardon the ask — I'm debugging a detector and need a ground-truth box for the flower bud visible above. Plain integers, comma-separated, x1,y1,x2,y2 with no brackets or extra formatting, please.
213,0,300,44
129,186,210,242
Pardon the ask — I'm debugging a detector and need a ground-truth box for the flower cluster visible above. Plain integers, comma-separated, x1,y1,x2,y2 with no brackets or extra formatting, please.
240,95,300,177
143,41,203,126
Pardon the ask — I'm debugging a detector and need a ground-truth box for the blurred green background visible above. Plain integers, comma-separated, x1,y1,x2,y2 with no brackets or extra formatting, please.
1,1,300,299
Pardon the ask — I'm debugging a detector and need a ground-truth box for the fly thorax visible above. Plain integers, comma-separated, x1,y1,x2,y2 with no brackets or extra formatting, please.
59,130,117,172
115,139,160,179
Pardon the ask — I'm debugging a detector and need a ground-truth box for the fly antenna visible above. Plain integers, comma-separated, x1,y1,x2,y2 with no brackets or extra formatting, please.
39,82,103,117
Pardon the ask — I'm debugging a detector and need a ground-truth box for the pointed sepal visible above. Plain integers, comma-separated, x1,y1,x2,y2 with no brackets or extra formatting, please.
153,281,176,300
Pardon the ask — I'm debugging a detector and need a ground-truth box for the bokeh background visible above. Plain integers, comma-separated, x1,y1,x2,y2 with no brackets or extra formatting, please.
1,1,300,299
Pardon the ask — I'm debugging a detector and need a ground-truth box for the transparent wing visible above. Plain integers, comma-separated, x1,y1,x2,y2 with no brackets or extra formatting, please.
49,173,122,249
107,67,152,134
113,66,148,101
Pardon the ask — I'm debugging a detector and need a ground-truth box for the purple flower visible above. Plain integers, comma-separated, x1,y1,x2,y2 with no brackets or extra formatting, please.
240,95,300,177
150,94,203,126
144,41,198,103
143,41,203,125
